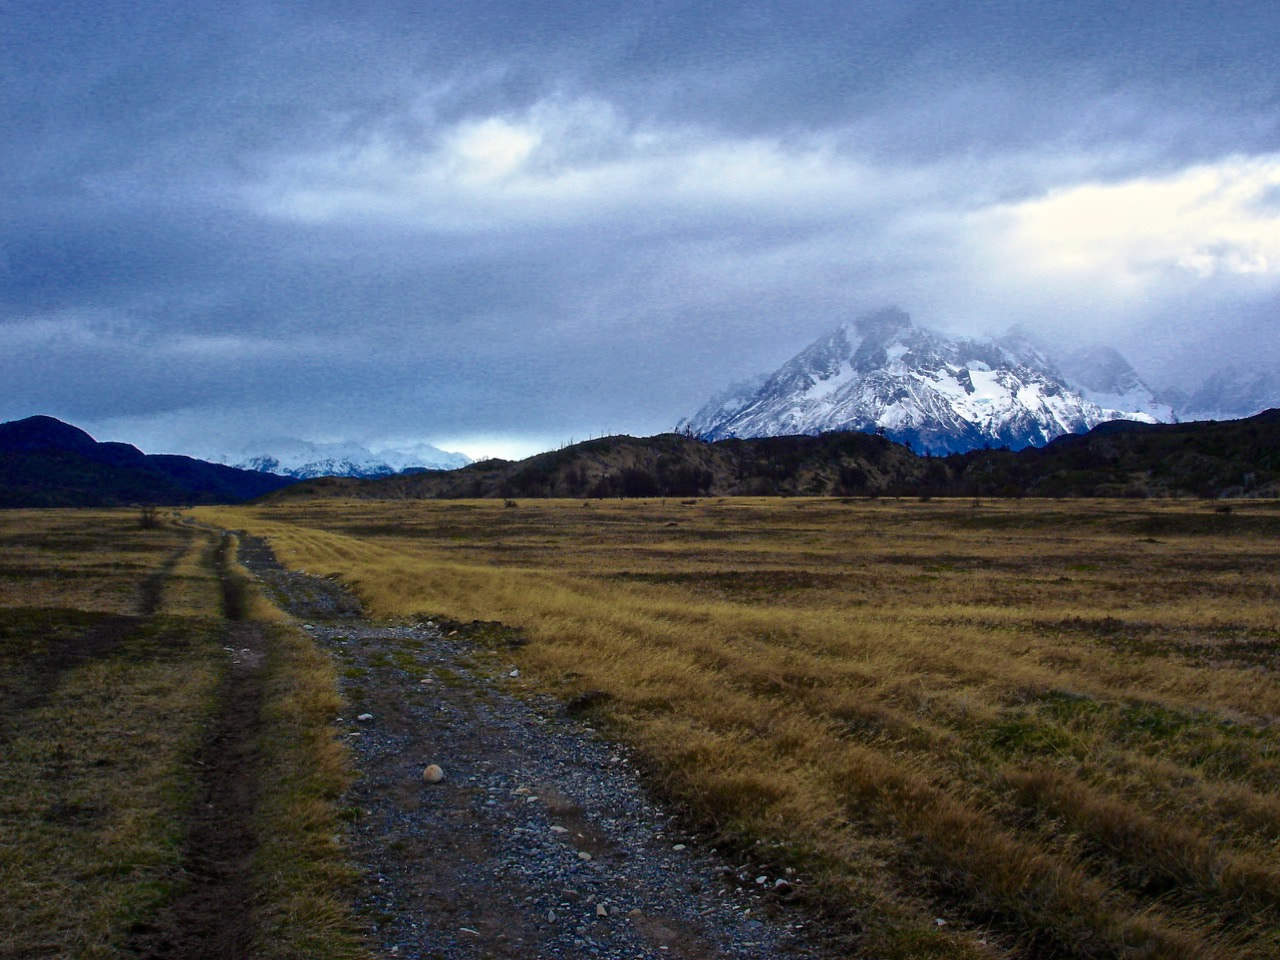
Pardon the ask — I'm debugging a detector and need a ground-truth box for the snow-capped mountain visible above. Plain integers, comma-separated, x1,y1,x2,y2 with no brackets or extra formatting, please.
1164,367,1280,422
220,438,471,479
685,308,1167,454
676,374,769,436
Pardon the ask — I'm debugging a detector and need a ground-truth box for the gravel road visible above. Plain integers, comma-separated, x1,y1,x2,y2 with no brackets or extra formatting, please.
238,538,834,960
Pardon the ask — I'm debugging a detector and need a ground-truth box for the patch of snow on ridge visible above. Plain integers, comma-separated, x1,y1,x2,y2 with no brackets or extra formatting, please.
216,436,472,479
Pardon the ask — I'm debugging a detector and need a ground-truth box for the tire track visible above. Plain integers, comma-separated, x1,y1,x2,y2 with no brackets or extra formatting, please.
128,533,267,960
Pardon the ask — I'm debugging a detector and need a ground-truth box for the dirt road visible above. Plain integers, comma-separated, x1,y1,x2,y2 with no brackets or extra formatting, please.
239,537,832,960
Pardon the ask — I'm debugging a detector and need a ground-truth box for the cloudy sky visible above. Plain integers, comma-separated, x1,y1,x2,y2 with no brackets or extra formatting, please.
3,1,1278,460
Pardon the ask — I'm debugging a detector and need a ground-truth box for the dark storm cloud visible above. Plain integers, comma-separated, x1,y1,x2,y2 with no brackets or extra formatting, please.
2,1,1278,457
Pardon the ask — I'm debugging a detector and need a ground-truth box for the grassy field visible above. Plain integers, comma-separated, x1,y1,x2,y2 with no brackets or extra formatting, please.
0,510,365,960
197,496,1280,960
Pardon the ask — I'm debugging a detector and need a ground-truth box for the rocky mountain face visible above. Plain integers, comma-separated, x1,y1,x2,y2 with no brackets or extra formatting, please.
678,375,769,439
684,308,1167,454
222,438,471,479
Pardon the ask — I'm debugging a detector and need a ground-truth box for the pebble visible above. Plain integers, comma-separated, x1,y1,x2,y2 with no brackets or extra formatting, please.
357,713,374,722
422,764,445,783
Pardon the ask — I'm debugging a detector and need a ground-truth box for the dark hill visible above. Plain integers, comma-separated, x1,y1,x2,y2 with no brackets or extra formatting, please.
950,409,1280,498
263,430,949,500
266,411,1280,502
0,416,296,508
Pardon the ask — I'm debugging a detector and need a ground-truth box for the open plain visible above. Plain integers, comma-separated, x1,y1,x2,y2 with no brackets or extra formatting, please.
192,496,1280,959
4,497,1279,959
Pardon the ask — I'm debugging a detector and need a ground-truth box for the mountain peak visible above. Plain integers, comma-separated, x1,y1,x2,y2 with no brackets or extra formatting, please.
0,415,102,456
849,306,911,337
0,414,294,507
684,313,1169,453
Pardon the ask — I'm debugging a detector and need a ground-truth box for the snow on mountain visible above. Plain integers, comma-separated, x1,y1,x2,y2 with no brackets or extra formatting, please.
220,437,471,479
685,308,1167,454
1168,367,1280,422
1054,344,1173,422
675,374,769,436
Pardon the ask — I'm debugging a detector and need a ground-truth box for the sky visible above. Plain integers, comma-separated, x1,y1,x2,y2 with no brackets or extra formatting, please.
2,1,1278,461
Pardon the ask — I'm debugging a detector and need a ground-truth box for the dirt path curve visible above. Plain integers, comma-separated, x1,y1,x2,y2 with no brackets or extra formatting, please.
239,537,835,960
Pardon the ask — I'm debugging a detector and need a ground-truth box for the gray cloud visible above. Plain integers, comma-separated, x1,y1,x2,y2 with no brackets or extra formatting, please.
2,1,1278,458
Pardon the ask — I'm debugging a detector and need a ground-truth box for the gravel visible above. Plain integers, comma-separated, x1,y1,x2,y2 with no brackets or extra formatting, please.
239,537,830,960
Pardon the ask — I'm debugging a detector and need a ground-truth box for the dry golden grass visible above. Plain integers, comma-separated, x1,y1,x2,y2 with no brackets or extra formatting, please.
0,509,175,613
250,619,363,959
197,496,1280,959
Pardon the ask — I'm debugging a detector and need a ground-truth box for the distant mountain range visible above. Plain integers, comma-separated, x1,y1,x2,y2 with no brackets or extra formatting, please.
6,408,1279,508
1161,368,1280,422
216,437,471,479
680,308,1172,453
264,409,1280,502
0,416,296,507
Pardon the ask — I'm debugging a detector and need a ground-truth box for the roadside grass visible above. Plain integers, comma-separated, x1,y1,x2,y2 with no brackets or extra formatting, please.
250,618,364,960
0,510,367,960
196,497,1280,959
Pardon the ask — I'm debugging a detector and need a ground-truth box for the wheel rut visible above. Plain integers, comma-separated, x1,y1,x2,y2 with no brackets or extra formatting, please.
128,533,267,960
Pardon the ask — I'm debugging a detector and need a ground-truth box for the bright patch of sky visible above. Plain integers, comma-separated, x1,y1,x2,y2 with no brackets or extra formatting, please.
986,155,1280,288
